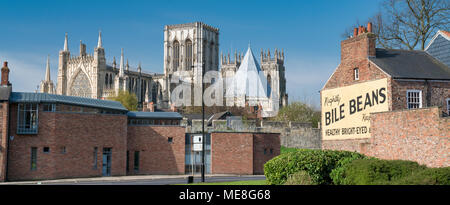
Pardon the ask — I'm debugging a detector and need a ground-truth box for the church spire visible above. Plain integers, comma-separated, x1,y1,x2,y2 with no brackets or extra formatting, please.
97,30,102,48
64,33,69,51
119,48,124,77
45,55,51,81
112,56,116,69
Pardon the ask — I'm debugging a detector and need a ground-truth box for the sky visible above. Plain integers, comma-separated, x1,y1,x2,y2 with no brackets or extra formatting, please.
0,0,383,107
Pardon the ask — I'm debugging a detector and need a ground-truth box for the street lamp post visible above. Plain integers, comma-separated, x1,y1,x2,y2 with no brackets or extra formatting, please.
201,60,206,183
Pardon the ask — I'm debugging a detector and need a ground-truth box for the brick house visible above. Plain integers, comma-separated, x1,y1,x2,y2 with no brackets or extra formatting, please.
0,61,280,182
321,23,450,167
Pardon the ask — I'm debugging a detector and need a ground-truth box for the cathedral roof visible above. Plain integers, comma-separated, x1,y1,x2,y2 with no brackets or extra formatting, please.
225,46,269,99
10,92,128,111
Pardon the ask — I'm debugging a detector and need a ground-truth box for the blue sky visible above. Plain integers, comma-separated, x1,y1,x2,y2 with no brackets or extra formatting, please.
0,0,382,107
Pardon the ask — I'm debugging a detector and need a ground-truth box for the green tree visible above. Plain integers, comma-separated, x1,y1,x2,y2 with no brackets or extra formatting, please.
109,90,138,111
272,101,320,128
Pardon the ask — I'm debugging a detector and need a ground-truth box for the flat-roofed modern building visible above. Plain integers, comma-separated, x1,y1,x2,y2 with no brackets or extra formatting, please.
0,61,280,181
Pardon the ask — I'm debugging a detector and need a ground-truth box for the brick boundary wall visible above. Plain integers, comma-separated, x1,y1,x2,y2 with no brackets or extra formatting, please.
210,132,254,175
253,133,280,174
210,132,280,175
366,107,449,167
323,107,449,168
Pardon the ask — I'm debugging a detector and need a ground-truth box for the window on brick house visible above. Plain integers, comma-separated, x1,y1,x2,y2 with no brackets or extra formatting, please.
134,151,140,173
17,103,38,134
43,104,56,112
93,147,98,169
126,151,129,172
354,68,359,80
43,147,50,153
407,90,422,109
31,147,37,171
447,98,450,115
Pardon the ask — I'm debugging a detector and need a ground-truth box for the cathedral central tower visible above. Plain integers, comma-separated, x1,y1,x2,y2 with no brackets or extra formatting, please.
163,22,219,106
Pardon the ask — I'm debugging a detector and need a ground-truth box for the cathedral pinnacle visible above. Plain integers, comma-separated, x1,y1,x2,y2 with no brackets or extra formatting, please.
119,48,124,77
97,30,102,48
45,55,51,81
64,33,69,51
138,62,142,73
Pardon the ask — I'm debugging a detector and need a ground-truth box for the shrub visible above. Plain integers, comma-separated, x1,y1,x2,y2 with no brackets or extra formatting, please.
284,171,315,185
330,154,368,185
264,149,365,185
339,159,426,185
389,167,450,185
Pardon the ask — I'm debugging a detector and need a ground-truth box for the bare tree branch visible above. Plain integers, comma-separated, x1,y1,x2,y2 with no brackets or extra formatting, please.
342,0,450,50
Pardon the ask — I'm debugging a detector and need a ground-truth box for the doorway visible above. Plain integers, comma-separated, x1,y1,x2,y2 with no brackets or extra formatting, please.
102,148,112,176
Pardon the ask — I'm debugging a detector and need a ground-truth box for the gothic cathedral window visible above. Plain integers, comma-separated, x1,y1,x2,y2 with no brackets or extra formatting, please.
267,74,272,98
173,41,180,71
70,71,92,98
185,39,193,70
105,74,109,89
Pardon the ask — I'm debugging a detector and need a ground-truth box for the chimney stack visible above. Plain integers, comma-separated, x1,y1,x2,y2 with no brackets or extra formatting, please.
1,61,10,86
353,28,358,37
367,22,373,33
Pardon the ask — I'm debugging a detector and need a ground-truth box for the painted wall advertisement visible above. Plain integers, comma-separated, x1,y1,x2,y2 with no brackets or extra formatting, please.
321,78,389,140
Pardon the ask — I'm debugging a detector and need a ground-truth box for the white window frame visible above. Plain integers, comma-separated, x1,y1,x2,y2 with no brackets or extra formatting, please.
446,98,450,115
354,68,359,80
406,90,422,109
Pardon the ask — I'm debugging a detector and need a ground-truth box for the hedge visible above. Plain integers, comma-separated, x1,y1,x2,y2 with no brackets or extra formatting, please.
330,154,369,185
264,149,366,185
388,167,450,185
337,158,427,185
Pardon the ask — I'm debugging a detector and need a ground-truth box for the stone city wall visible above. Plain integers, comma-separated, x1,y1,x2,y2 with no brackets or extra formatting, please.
185,119,321,149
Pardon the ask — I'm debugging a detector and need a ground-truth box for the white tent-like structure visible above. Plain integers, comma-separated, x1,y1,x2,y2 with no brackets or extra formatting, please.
224,46,277,117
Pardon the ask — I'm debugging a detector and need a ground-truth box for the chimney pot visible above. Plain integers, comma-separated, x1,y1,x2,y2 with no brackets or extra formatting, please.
353,28,358,37
3,61,7,68
367,22,373,33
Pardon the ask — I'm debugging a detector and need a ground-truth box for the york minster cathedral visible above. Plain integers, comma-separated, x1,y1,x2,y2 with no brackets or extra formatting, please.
40,22,288,117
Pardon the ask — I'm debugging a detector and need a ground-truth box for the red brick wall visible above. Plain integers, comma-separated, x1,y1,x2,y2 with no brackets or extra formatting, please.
324,33,386,90
322,138,370,153
7,104,127,181
127,125,185,175
323,80,450,154
322,32,392,152
0,101,9,182
391,80,450,114
211,132,254,175
367,107,449,167
210,132,280,175
321,32,450,158
253,133,280,174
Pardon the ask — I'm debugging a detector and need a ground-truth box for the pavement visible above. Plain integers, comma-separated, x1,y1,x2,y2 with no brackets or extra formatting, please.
0,174,266,185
